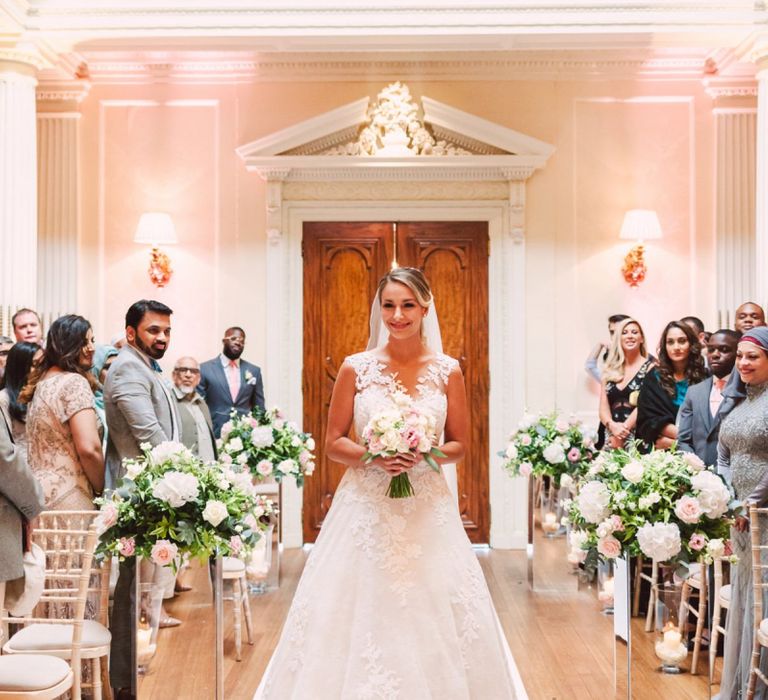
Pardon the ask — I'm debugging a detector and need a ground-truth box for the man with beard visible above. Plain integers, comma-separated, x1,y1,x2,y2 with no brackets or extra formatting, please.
199,326,265,437
172,356,215,461
104,299,181,700
678,329,740,468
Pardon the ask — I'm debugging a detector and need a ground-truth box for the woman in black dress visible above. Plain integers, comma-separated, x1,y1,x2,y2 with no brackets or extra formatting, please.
599,318,654,450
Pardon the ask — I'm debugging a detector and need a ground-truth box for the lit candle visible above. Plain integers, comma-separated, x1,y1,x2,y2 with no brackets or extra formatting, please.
662,625,682,651
542,512,559,533
136,626,153,659
598,577,614,603
246,539,269,580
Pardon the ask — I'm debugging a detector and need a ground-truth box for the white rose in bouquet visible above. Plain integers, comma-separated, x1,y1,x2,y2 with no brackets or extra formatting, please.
151,441,191,464
674,495,703,524
505,443,518,461
681,452,706,472
576,481,611,524
226,437,244,453
691,471,730,518
256,459,273,477
279,458,298,475
202,500,229,527
639,492,662,509
569,529,589,550
543,443,566,464
637,521,682,562
560,473,574,491
124,459,145,481
706,538,725,559
620,460,644,484
220,421,234,439
152,471,200,508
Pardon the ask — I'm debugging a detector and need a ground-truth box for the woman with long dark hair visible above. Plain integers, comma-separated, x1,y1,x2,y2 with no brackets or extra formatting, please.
636,320,708,451
0,342,41,459
21,315,105,509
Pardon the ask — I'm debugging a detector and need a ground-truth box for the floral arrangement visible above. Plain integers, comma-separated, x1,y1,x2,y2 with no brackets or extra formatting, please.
217,406,316,487
361,390,445,499
500,411,597,488
567,446,739,575
94,441,275,568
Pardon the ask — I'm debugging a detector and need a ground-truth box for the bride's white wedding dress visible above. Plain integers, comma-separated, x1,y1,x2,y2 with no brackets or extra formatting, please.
255,351,525,699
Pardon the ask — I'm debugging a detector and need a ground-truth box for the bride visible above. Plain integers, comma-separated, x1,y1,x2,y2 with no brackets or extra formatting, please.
255,267,524,699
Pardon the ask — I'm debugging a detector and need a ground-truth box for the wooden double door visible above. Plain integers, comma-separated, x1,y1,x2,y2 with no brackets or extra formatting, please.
302,221,489,543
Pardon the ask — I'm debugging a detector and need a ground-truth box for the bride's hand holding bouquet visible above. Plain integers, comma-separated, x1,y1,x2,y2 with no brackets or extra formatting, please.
361,390,445,498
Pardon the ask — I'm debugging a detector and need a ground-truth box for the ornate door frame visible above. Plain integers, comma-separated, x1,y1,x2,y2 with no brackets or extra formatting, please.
265,195,527,550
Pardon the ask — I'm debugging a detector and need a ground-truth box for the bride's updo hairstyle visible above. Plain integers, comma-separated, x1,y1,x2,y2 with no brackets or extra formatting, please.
375,267,433,309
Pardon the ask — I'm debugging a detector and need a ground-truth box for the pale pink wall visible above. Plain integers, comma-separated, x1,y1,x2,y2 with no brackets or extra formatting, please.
77,73,717,417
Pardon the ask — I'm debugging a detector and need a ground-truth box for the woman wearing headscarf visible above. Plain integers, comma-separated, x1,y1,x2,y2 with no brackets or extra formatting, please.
715,326,768,699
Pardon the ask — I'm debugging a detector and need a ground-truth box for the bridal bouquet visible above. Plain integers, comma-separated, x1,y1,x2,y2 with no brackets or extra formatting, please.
95,441,275,569
217,406,316,487
500,411,597,488
361,390,445,498
567,446,739,576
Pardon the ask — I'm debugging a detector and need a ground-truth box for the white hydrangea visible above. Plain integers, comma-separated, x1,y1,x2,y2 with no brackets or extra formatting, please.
150,441,191,464
691,471,730,519
637,521,682,562
576,481,611,524
543,443,566,465
152,471,199,508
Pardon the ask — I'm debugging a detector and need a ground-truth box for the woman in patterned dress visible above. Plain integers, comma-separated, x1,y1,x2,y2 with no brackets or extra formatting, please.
21,315,105,509
254,268,522,699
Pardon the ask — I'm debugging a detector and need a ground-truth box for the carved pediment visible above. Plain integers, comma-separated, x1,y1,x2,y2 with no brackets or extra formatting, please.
236,82,554,182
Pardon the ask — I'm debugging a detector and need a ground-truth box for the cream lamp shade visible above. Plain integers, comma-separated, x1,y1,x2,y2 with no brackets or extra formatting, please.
619,209,663,241
133,212,178,246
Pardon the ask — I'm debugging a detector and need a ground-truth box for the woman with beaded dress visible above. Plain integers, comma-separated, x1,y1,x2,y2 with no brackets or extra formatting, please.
255,268,523,699
715,325,768,699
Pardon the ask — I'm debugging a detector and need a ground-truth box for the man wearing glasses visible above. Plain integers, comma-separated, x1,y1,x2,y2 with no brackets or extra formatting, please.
199,327,265,437
172,357,216,461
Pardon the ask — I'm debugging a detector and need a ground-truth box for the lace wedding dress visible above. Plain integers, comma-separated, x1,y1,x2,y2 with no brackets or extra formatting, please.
255,351,524,699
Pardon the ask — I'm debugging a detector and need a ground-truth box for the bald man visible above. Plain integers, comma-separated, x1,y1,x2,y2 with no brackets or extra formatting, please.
734,302,766,335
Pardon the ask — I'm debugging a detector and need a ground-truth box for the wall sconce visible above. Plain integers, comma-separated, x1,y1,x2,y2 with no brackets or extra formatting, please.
133,212,177,288
619,209,662,287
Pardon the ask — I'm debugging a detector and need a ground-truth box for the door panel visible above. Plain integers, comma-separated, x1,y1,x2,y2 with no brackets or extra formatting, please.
302,221,489,543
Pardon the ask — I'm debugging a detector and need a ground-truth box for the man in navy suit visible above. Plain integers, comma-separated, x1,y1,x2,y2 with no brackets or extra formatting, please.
199,326,265,437
678,329,740,469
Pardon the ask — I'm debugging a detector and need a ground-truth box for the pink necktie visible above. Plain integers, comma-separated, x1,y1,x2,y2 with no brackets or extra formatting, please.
227,360,240,402
711,377,726,416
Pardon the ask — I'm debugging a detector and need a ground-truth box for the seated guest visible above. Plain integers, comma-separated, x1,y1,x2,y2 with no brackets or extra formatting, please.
636,321,708,451
734,301,766,335
11,308,43,345
0,335,13,383
598,318,654,450
172,357,215,462
0,342,42,461
199,326,265,437
678,329,739,467
715,325,768,700
20,315,105,509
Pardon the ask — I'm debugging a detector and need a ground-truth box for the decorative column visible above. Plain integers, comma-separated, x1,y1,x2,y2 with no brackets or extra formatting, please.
756,54,768,312
0,46,42,336
36,80,90,328
705,79,758,328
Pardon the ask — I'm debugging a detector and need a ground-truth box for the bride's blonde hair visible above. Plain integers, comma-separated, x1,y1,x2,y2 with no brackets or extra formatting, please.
602,318,649,383
375,267,433,309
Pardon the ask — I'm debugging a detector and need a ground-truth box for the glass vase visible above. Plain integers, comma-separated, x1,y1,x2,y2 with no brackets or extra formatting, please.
538,477,566,538
597,559,616,615
653,574,688,674
136,582,164,674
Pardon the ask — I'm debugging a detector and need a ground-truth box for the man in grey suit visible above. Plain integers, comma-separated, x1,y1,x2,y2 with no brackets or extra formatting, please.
199,326,265,437
104,299,180,700
678,329,740,468
1,409,45,604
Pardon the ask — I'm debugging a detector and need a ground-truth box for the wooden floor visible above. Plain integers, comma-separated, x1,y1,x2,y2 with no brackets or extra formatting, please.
138,531,719,699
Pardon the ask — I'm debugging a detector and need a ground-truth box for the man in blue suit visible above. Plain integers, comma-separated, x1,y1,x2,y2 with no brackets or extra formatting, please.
199,326,265,437
678,329,740,469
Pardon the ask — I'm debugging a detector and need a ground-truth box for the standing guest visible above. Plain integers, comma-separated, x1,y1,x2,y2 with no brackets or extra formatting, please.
104,300,180,699
0,342,42,460
681,315,708,354
12,308,43,345
734,301,766,335
199,326,265,437
585,313,630,383
678,329,740,467
172,357,216,462
636,321,708,451
20,315,104,509
715,326,768,700
90,345,119,484
0,335,13,383
0,405,45,615
598,318,654,450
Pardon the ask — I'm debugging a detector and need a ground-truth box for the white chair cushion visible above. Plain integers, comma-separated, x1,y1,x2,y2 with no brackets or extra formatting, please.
759,618,768,647
4,620,111,652
719,584,732,605
0,654,71,691
223,557,246,574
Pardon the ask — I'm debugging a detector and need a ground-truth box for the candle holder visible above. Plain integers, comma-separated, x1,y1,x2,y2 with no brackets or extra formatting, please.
597,559,615,615
653,579,688,673
539,479,565,538
136,582,164,674
246,522,274,594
